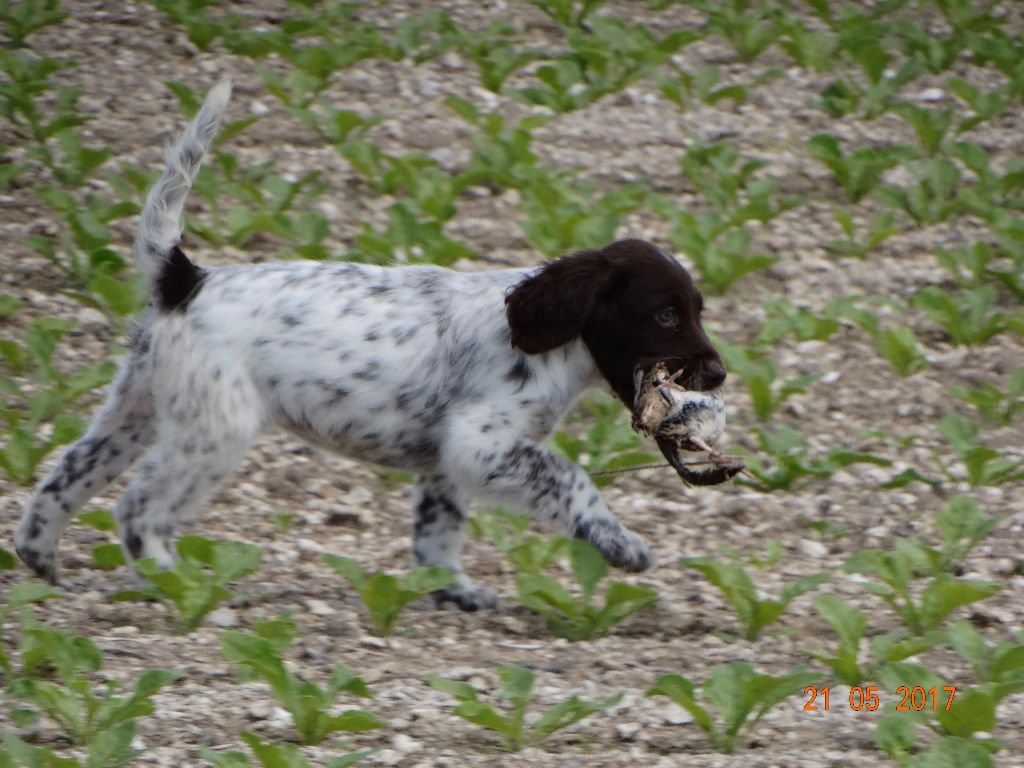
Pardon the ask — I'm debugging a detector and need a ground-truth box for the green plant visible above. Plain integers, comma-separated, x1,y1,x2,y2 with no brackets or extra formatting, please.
937,414,1024,487
647,663,817,754
1,729,141,768
527,0,607,29
828,297,929,377
220,622,383,746
322,554,454,636
0,582,62,678
872,657,1022,763
946,621,1024,687
680,555,828,640
652,138,801,294
429,665,622,752
518,175,646,258
200,732,375,768
0,314,116,485
931,496,1004,575
6,614,177,755
738,426,891,492
444,96,548,192
754,299,841,348
552,394,660,487
807,596,944,687
950,366,1024,426
911,285,1021,346
75,509,126,570
515,539,658,641
876,156,963,226
0,0,68,48
114,536,262,632
0,51,86,144
189,149,331,258
711,335,818,421
688,0,780,63
469,509,569,575
827,209,901,259
806,134,912,203
26,188,140,315
843,540,1001,636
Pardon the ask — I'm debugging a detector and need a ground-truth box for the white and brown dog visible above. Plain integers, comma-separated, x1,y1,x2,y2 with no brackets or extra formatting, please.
15,81,727,610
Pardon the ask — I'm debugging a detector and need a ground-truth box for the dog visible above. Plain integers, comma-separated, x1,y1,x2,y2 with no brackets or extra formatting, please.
14,81,726,610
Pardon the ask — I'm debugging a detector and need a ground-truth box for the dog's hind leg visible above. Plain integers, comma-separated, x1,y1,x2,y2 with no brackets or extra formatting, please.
114,371,265,574
15,343,157,583
411,474,498,611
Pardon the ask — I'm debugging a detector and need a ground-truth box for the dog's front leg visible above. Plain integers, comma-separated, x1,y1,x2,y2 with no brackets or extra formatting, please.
448,437,653,572
411,474,499,611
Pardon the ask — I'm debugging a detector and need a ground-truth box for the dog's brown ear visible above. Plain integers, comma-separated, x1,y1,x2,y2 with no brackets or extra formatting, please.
505,250,611,354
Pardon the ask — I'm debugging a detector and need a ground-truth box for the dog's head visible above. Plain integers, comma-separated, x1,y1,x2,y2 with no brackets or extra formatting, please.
505,239,725,405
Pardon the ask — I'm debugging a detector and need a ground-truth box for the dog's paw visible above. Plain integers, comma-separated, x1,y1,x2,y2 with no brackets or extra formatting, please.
14,541,62,585
432,583,499,612
574,519,654,573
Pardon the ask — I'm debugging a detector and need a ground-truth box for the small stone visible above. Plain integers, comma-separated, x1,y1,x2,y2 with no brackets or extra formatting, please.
661,704,693,725
917,87,945,102
615,722,642,741
75,307,108,334
296,539,323,558
360,635,387,649
305,598,334,616
392,733,423,753
798,539,829,559
207,607,237,628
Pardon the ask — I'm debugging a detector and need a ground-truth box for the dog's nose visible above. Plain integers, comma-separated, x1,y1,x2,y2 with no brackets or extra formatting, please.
701,358,726,390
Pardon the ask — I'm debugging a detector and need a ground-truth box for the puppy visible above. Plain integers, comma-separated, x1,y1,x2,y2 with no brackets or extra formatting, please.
15,81,726,610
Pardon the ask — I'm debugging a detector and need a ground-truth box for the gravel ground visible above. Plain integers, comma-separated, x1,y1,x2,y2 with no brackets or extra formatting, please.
1,2,1022,767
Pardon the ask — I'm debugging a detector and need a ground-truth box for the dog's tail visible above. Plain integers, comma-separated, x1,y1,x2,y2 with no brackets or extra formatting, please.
133,79,231,310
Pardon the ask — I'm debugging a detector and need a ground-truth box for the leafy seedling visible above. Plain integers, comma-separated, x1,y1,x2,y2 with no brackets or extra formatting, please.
680,556,829,640
0,316,116,485
647,663,817,754
0,0,68,48
937,414,1024,487
552,393,660,487
114,536,262,632
323,554,454,636
7,614,178,752
429,665,622,751
221,623,383,746
200,731,376,768
810,594,958,688
0,581,62,678
738,425,891,492
827,208,901,259
711,334,819,421
911,285,1017,346
946,620,1024,687
843,539,1001,635
805,134,912,203
950,366,1024,426
515,539,658,641
931,496,1004,575
76,509,126,570
469,508,569,575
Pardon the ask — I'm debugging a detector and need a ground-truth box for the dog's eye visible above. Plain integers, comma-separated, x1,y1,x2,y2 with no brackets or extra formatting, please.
655,308,679,328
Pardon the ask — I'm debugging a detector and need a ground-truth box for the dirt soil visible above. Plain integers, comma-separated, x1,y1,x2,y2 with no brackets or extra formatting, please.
1,2,1022,767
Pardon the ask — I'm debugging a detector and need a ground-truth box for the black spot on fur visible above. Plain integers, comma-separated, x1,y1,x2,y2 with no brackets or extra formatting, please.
156,245,207,313
506,355,532,388
126,532,143,559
